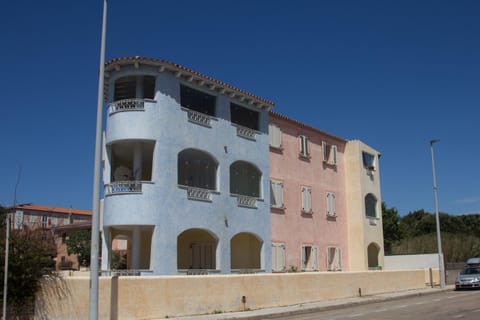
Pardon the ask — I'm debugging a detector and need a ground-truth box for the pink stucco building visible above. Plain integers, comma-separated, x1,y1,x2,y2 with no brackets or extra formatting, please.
269,112,384,272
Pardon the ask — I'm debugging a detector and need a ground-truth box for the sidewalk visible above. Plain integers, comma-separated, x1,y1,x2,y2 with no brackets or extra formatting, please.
164,285,454,320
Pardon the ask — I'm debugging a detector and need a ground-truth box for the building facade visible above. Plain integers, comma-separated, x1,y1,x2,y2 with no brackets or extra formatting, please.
100,56,384,275
101,56,274,275
11,204,92,270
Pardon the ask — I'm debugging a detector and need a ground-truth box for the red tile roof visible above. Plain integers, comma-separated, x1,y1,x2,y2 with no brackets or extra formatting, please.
14,204,91,216
104,56,275,108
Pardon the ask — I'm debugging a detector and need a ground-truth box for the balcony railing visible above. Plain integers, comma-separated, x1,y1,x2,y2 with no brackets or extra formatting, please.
237,195,257,208
236,125,256,140
187,186,212,202
186,109,211,127
109,98,145,115
105,181,142,195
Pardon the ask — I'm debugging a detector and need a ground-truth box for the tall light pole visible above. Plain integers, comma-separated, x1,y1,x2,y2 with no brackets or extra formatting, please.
430,139,445,288
89,0,107,319
2,213,10,320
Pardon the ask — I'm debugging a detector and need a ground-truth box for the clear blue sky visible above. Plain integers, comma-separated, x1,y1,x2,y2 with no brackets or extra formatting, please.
1,1,479,216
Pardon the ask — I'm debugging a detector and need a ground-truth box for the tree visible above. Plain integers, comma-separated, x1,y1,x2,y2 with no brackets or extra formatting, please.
381,202,402,255
65,230,91,267
0,206,56,317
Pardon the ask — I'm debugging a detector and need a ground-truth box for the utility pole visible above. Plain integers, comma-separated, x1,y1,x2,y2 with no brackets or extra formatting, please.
89,0,107,319
430,139,445,288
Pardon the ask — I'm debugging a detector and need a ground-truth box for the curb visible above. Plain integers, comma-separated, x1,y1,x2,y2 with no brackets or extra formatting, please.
168,286,454,320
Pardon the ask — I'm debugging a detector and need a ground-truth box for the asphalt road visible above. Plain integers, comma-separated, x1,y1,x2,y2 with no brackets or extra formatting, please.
265,289,480,320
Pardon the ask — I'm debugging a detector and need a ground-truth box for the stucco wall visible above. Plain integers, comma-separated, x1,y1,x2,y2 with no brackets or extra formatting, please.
269,114,349,271
384,254,440,270
36,270,429,319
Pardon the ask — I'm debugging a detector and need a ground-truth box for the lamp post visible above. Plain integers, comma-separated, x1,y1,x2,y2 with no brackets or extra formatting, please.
2,212,10,320
89,0,107,319
430,139,445,288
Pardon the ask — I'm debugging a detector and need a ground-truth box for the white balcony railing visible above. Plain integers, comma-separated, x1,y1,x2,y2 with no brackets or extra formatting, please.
105,181,142,195
237,195,257,208
187,109,211,127
108,99,145,115
236,125,256,140
187,187,212,202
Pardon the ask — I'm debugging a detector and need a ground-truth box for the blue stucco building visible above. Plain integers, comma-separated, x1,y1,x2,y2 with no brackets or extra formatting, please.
101,56,274,275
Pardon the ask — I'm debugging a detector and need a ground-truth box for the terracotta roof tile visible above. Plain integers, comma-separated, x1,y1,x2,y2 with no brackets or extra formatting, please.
14,204,91,216
104,56,275,107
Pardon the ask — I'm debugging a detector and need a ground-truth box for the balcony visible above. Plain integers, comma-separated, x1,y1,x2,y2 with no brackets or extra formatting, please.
184,108,212,127
236,125,256,141
108,98,145,115
105,181,142,195
186,186,212,202
236,195,257,208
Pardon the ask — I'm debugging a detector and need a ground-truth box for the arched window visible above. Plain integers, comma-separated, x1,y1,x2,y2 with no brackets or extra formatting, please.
365,193,377,218
230,161,261,197
367,242,380,269
178,149,218,190
177,229,218,270
231,232,262,270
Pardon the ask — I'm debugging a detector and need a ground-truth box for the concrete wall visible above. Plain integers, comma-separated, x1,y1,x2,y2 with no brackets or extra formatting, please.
384,254,439,270
36,270,429,319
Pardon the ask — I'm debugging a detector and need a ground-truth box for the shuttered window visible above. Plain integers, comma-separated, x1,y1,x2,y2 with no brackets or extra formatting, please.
327,247,342,271
272,243,286,272
270,180,284,209
301,245,318,271
326,192,336,217
299,135,310,158
269,124,282,149
301,186,312,214
322,141,337,165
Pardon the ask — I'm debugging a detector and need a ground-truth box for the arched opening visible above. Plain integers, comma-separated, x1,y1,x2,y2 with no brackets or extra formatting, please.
230,161,262,197
108,226,153,271
177,229,218,270
367,242,380,269
230,232,262,271
178,149,218,190
365,193,377,218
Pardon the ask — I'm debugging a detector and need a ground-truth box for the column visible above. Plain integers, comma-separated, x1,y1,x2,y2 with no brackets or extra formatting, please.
133,141,143,181
135,76,144,99
131,227,141,270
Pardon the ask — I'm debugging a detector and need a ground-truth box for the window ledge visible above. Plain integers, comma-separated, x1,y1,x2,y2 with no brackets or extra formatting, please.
299,154,311,162
269,145,284,153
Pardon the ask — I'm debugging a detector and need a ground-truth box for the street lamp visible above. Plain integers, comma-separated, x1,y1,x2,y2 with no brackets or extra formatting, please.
430,139,445,288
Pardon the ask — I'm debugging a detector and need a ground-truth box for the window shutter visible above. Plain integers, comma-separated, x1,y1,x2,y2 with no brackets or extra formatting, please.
300,135,309,157
269,124,282,148
336,248,342,271
270,180,284,208
322,141,327,162
302,187,311,213
313,246,318,270
332,145,337,165
327,192,336,216
301,246,306,270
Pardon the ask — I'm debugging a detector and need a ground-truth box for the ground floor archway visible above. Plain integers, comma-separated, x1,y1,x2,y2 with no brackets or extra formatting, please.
230,232,262,271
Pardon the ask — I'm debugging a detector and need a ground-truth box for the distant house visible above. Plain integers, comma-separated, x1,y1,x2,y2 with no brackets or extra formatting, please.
12,204,92,270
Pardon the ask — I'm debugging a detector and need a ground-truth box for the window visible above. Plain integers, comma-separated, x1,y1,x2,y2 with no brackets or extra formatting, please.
301,245,318,271
365,193,377,218
322,141,337,165
327,247,342,271
326,192,336,217
180,85,216,116
230,103,259,130
114,75,155,101
299,135,310,158
270,180,284,209
272,243,286,272
362,151,376,171
230,161,261,198
178,149,218,190
301,186,312,214
269,124,282,149
41,215,47,228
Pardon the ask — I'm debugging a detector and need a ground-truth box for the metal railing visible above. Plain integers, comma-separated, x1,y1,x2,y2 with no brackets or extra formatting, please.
236,125,256,140
187,109,211,127
187,186,212,202
105,181,142,195
237,195,257,208
108,98,145,114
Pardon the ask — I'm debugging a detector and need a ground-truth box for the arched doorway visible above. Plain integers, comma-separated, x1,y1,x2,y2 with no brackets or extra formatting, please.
230,232,262,271
367,242,380,269
177,229,218,270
